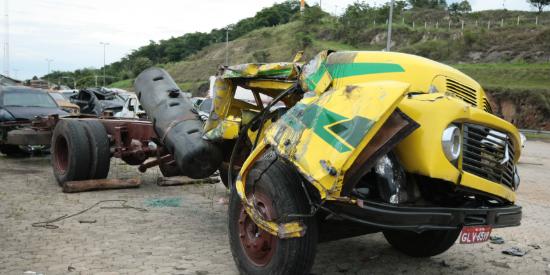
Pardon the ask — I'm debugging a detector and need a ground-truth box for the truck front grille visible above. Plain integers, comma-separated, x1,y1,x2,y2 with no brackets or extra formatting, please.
462,124,516,189
447,79,478,107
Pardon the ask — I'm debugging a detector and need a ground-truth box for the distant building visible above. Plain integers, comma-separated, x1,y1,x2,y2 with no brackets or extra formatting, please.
0,74,22,86
29,79,49,89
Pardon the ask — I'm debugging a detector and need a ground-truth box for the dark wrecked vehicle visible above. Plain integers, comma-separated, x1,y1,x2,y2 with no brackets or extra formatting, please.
70,88,125,116
0,86,68,156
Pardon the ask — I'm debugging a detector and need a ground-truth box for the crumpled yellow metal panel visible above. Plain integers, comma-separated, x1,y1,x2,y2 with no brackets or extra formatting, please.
265,81,411,198
204,76,235,138
222,62,298,79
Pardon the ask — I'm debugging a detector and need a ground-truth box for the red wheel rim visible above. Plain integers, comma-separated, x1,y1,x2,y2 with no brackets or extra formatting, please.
54,136,69,173
238,190,277,266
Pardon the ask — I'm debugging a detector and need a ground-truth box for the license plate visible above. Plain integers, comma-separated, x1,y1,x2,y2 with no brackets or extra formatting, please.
459,226,492,244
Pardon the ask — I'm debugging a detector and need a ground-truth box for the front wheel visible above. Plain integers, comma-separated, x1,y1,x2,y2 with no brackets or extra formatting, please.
383,228,461,257
228,158,318,275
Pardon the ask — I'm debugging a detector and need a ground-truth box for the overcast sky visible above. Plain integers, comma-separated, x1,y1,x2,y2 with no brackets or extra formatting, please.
0,0,536,80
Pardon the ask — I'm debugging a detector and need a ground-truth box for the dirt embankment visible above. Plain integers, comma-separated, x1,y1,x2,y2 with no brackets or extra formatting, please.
486,90,550,130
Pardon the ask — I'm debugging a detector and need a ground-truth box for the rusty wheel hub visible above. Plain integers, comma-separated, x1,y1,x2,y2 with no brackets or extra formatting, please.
54,136,69,173
237,191,277,266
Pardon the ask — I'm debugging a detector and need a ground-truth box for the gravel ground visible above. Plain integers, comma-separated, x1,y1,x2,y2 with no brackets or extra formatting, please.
0,140,549,275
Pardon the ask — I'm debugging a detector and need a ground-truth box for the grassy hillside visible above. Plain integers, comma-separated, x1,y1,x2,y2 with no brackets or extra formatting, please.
454,63,550,91
108,8,550,129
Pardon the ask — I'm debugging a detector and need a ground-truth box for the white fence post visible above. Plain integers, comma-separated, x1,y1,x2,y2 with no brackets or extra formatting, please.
374,19,376,25
448,20,451,30
475,20,478,27
402,17,405,24
517,16,520,25
461,20,464,30
412,21,415,29
425,21,427,29
436,21,439,29
536,16,538,25
488,20,491,29
501,18,504,27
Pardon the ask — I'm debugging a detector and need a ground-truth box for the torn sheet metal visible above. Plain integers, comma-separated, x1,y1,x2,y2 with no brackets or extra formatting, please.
222,62,298,79
265,81,411,197
204,76,236,139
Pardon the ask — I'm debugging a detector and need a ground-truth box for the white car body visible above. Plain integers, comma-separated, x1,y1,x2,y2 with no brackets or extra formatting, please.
114,93,146,119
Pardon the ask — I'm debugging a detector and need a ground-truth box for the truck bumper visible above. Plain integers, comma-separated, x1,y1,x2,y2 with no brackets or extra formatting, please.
5,128,52,145
325,200,522,233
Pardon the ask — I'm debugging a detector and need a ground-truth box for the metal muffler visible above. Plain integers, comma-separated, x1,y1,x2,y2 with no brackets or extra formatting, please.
135,68,222,179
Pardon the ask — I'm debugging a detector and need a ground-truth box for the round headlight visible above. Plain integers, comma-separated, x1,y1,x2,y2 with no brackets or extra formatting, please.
442,125,462,162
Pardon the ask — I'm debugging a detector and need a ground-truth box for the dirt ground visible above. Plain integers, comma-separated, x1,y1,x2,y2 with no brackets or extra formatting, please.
1,140,549,275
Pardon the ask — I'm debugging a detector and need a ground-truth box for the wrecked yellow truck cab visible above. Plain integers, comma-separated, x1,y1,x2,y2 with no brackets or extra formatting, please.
198,50,523,274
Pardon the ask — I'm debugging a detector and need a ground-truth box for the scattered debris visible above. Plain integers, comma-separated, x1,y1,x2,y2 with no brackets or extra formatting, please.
32,200,147,229
502,247,527,257
62,178,141,193
78,220,97,224
157,176,220,186
145,197,182,208
489,260,511,269
439,260,450,268
195,271,209,275
67,265,76,272
490,236,505,244
528,244,541,249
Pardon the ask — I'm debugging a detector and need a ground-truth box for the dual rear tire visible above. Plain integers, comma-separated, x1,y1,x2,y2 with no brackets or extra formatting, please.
51,120,111,185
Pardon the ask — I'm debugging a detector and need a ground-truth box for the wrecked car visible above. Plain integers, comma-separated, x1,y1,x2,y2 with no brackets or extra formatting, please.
0,86,68,156
49,92,80,114
114,92,146,119
51,50,523,274
69,88,125,116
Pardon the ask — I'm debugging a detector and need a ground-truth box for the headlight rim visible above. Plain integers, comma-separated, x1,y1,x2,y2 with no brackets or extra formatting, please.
442,124,462,162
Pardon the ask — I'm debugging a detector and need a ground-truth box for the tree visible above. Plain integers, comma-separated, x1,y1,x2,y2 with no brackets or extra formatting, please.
448,0,471,17
527,0,550,14
132,57,153,77
408,0,447,9
302,5,328,25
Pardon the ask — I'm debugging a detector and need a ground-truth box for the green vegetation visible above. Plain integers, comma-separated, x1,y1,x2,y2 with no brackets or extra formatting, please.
108,79,134,90
453,63,550,91
43,1,550,128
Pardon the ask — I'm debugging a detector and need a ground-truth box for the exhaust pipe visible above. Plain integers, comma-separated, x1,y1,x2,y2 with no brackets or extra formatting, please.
135,68,222,179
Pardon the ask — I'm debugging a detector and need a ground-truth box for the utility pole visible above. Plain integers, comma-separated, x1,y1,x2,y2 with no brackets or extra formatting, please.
100,42,109,87
386,0,394,51
301,0,305,14
225,27,231,66
45,59,53,88
3,0,9,77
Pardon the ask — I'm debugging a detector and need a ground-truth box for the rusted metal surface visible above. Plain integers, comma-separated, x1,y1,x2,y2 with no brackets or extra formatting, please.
139,154,173,173
6,128,51,145
156,176,220,186
341,109,419,196
62,178,141,193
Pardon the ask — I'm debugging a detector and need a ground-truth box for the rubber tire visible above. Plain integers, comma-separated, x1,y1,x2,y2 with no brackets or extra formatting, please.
228,158,318,275
219,166,237,189
0,144,29,157
51,120,92,185
81,120,111,179
383,229,461,257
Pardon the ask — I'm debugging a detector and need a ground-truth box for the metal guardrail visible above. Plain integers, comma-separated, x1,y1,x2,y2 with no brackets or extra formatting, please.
520,129,550,134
